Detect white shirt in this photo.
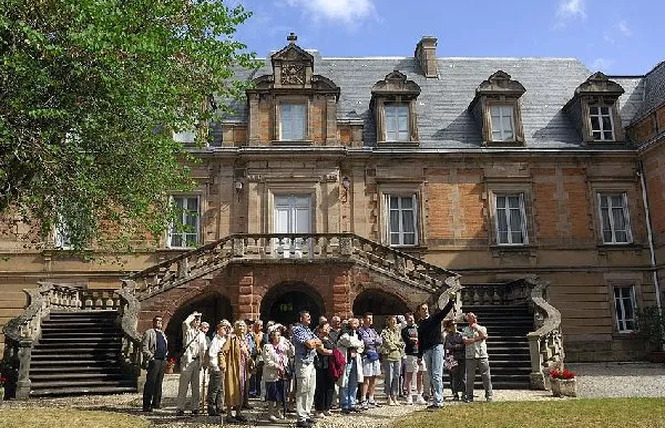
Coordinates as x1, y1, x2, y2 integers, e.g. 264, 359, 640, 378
462, 324, 489, 359
208, 334, 227, 372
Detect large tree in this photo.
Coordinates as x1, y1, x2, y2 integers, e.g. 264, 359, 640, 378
0, 0, 257, 251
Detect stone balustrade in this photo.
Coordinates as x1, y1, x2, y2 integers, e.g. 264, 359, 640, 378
524, 277, 564, 389
128, 233, 461, 300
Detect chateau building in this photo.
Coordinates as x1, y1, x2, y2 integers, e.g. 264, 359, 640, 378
2, 34, 665, 386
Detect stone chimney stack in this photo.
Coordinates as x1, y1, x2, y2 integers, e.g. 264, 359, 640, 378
415, 36, 438, 78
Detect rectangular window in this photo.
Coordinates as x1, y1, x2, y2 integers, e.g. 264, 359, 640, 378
490, 105, 514, 141
589, 105, 614, 141
173, 129, 196, 143
614, 286, 636, 332
598, 193, 632, 244
495, 193, 527, 245
280, 103, 307, 140
387, 194, 417, 246
384, 104, 409, 141
168, 195, 200, 248
54, 218, 72, 250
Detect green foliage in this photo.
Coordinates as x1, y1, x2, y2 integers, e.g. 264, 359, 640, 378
636, 306, 665, 350
0, 0, 258, 252
391, 398, 665, 428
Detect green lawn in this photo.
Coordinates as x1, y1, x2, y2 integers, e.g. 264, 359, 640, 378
389, 398, 665, 428
0, 409, 148, 428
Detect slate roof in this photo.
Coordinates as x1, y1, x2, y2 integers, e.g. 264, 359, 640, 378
219, 51, 651, 150
631, 61, 665, 125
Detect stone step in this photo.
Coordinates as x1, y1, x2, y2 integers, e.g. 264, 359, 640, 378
30, 385, 136, 397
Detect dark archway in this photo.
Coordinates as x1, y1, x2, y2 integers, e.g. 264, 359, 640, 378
353, 289, 409, 330
260, 282, 325, 327
165, 293, 233, 357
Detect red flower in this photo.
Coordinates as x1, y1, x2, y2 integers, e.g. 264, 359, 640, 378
0, 377, 7, 384
549, 368, 575, 379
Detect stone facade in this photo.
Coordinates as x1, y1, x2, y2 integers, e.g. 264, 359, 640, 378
1, 36, 665, 362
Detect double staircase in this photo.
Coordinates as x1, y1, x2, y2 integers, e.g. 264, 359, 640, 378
29, 311, 136, 397
462, 304, 532, 389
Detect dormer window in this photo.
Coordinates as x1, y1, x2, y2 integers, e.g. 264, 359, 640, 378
564, 72, 625, 144
279, 103, 307, 140
589, 102, 615, 141
245, 34, 340, 146
489, 104, 515, 141
468, 71, 526, 146
371, 70, 421, 146
384, 103, 409, 141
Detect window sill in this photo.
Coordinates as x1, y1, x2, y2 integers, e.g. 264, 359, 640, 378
271, 139, 313, 146
611, 331, 638, 340
376, 140, 420, 149
483, 140, 525, 147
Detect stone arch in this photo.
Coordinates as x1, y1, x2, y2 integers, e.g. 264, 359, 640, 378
352, 288, 409, 330
164, 292, 233, 356
260, 282, 326, 327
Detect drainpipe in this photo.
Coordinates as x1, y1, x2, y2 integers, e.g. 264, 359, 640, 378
638, 160, 662, 313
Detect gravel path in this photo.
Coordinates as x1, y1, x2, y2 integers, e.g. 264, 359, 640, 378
2, 362, 664, 428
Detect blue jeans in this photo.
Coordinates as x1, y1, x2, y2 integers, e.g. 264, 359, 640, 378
423, 344, 444, 406
340, 360, 359, 410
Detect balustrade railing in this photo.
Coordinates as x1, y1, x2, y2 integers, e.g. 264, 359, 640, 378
460, 281, 530, 306
523, 277, 564, 389
128, 233, 461, 300
1, 282, 140, 398
459, 277, 563, 390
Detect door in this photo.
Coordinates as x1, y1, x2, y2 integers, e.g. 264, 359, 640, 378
274, 195, 311, 258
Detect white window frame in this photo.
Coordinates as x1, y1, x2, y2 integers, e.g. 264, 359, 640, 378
168, 195, 201, 249
54, 217, 72, 250
597, 192, 632, 244
279, 103, 307, 140
494, 193, 528, 246
613, 285, 636, 333
589, 104, 615, 141
489, 104, 515, 142
386, 194, 418, 247
172, 129, 196, 143
384, 103, 410, 141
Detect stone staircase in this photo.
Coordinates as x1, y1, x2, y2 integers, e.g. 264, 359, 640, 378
461, 304, 532, 389
29, 311, 137, 397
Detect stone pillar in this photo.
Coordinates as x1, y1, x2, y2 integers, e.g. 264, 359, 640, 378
15, 339, 33, 399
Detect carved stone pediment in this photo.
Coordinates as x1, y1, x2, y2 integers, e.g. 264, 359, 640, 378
476, 70, 526, 97
271, 43, 314, 65
371, 70, 421, 98
574, 72, 624, 97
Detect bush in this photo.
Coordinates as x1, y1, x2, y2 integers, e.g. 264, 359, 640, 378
636, 306, 665, 351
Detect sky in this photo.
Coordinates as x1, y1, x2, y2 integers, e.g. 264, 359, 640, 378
229, 0, 662, 76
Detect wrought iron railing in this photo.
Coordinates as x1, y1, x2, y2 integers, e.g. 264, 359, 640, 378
128, 233, 461, 300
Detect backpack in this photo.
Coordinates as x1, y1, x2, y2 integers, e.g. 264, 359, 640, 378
328, 348, 346, 381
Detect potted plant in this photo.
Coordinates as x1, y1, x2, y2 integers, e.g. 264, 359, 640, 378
549, 368, 576, 397
636, 306, 665, 362
0, 376, 6, 403
165, 357, 177, 374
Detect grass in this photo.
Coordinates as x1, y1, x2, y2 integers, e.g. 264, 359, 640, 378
389, 398, 665, 428
0, 408, 148, 428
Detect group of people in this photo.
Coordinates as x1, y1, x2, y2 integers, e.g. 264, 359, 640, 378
140, 291, 494, 427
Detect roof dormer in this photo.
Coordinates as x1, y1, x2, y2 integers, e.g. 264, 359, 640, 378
370, 70, 421, 146
468, 71, 526, 146
564, 72, 626, 144
245, 33, 340, 145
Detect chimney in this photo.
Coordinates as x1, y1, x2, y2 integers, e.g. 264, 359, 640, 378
415, 36, 438, 78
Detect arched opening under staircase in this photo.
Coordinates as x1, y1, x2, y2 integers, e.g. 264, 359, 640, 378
260, 282, 325, 327
353, 289, 410, 330
165, 293, 233, 356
